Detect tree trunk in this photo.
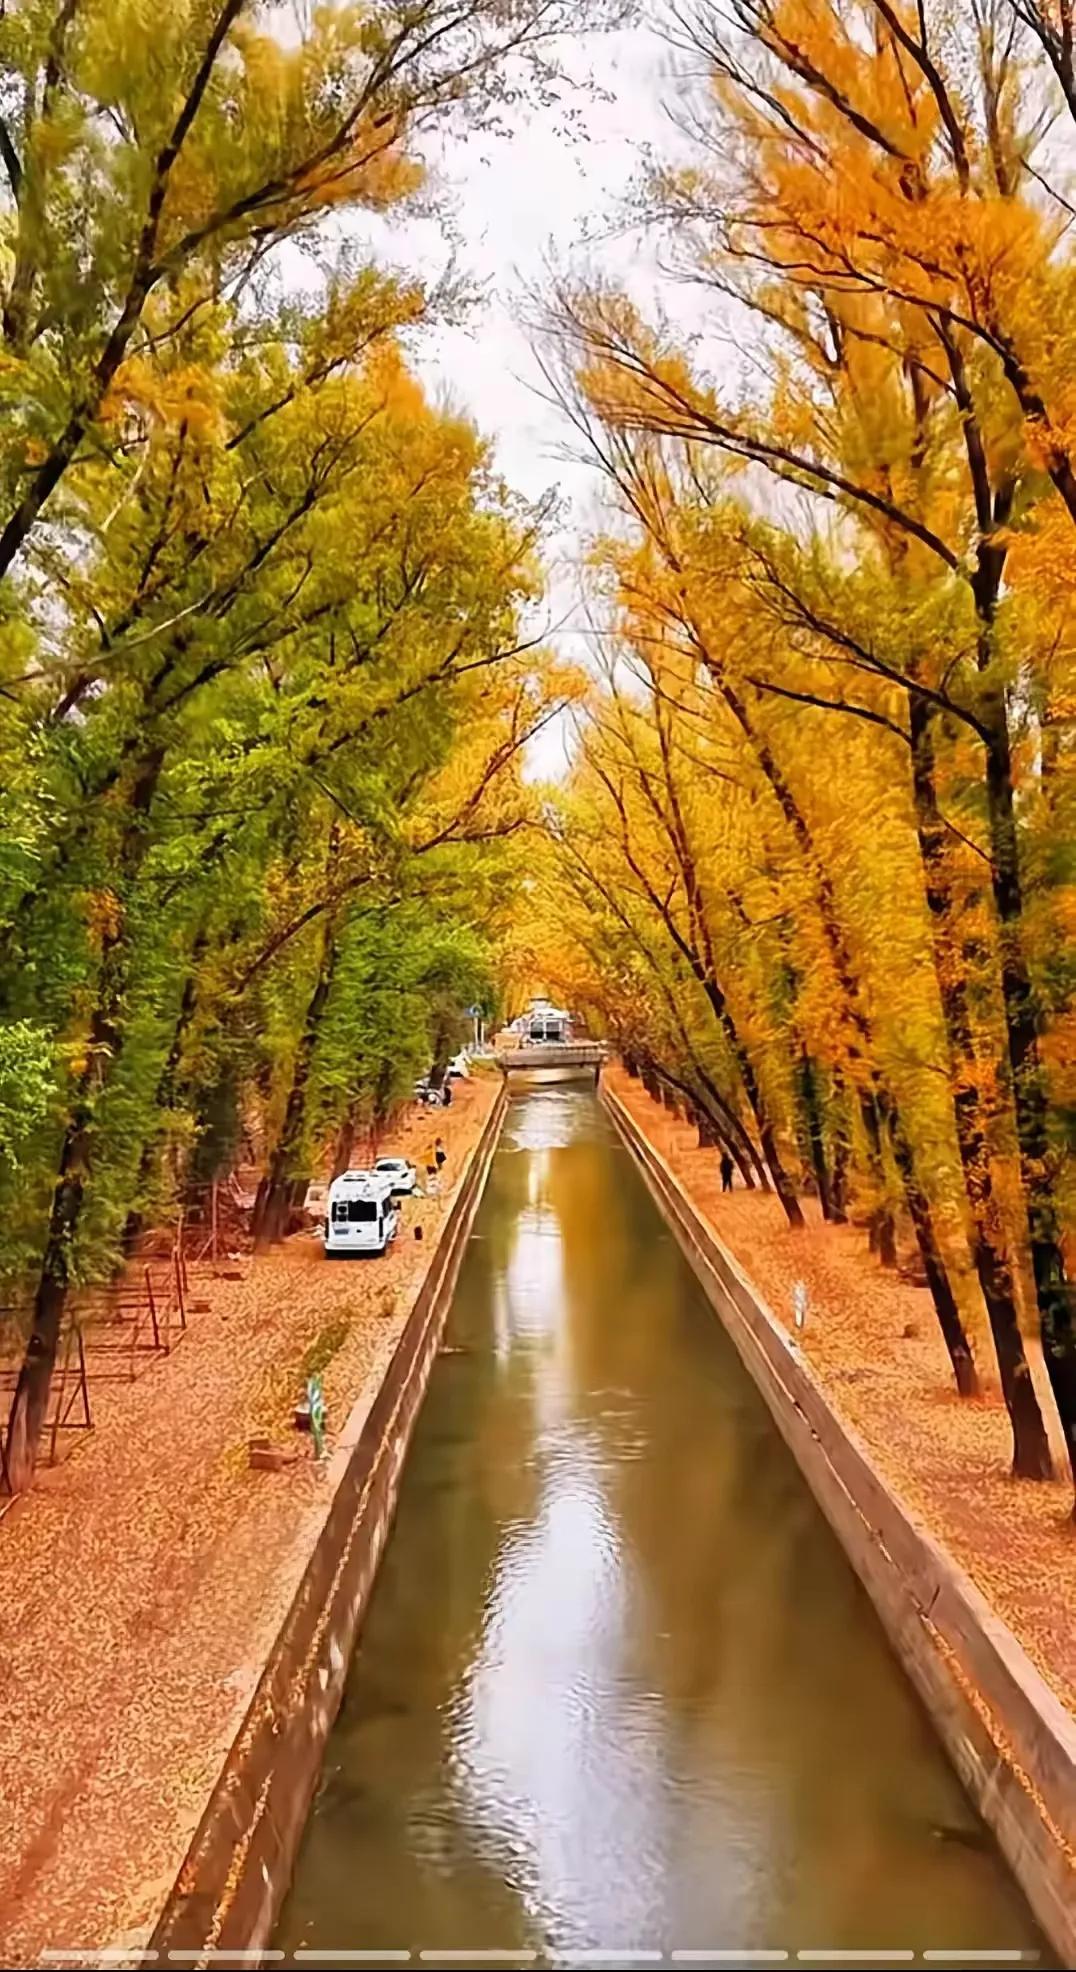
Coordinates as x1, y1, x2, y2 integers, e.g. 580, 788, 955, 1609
700, 1109, 755, 1186
692, 651, 893, 1246
886, 1106, 979, 1397
958, 460, 1071, 1480
797, 1049, 837, 1221
659, 995, 767, 1186
757, 1121, 803, 1227
646, 707, 798, 1217
333, 1104, 358, 1180
829, 1123, 850, 1220
910, 695, 1051, 1470
253, 942, 336, 1251
980, 701, 1074, 1489
663, 1070, 755, 1186
824, 1067, 850, 1222
696, 976, 803, 1227
5, 750, 163, 1492
123, 941, 208, 1254
5, 1151, 82, 1492
858, 1090, 898, 1266
735, 696, 963, 1363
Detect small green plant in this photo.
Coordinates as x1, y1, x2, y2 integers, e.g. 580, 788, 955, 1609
299, 1313, 352, 1383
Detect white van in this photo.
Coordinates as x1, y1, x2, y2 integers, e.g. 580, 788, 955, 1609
325, 1170, 399, 1258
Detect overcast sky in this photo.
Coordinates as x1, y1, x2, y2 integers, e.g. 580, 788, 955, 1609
374, 21, 687, 776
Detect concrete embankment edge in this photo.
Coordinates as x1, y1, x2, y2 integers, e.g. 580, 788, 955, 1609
149, 1081, 509, 1957
603, 1081, 1076, 1963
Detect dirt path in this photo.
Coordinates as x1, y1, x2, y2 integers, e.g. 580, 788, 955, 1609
607, 1065, 1076, 1719
0, 1076, 497, 1968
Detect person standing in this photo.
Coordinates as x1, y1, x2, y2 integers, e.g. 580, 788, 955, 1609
720, 1152, 735, 1193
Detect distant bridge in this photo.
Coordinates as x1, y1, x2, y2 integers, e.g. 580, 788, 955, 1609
492, 1041, 607, 1073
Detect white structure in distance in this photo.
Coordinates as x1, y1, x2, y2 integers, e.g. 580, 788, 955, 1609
513, 998, 574, 1044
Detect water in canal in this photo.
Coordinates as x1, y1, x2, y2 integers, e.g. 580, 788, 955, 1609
277, 1078, 1047, 1966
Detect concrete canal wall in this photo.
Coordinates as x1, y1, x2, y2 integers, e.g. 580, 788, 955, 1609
148, 1080, 509, 1959
603, 1081, 1076, 1965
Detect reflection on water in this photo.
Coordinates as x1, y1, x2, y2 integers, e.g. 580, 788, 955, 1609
277, 1079, 1048, 1967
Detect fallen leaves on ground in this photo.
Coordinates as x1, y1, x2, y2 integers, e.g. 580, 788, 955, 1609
0, 1079, 496, 1965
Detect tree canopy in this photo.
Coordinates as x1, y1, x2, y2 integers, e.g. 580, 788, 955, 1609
535, 0, 1076, 1508
2, 0, 1074, 1530
0, 0, 595, 1489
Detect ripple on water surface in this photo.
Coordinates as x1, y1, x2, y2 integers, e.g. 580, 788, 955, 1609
276, 1082, 1050, 1968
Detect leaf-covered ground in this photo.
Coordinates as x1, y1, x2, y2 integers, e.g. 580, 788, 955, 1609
0, 1076, 497, 1966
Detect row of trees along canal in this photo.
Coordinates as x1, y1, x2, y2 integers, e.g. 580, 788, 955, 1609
524, 0, 1076, 1511
0, 0, 620, 1493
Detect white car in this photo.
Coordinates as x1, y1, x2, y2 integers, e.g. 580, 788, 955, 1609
374, 1156, 418, 1196
325, 1170, 399, 1257
301, 1179, 330, 1224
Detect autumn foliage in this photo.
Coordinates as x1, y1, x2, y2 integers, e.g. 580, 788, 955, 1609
1, 0, 1074, 1526
539, 0, 1076, 1508
0, 0, 605, 1490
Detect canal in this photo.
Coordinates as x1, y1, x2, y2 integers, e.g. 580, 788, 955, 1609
277, 1077, 1046, 1966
